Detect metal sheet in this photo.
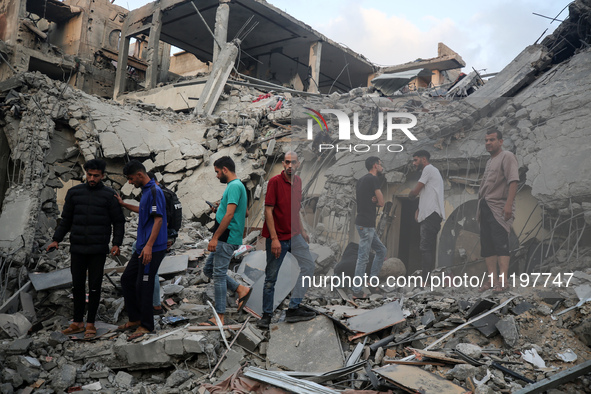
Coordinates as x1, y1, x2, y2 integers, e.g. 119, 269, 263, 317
346, 301, 404, 333
373, 364, 468, 394
243, 366, 339, 394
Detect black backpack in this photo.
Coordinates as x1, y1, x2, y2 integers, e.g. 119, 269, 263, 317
151, 185, 183, 236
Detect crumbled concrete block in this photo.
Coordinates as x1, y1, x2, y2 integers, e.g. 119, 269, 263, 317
268, 316, 343, 373
455, 343, 482, 359
115, 341, 171, 366
0, 383, 14, 394
496, 316, 519, 347
49, 364, 77, 392
89, 371, 109, 379
237, 324, 265, 351
49, 331, 69, 347
164, 159, 187, 173
573, 317, 591, 346
445, 364, 477, 382
219, 349, 243, 372
164, 334, 185, 356
165, 369, 192, 387
115, 371, 134, 388
7, 338, 33, 354
183, 334, 205, 354
162, 284, 184, 296
163, 172, 184, 184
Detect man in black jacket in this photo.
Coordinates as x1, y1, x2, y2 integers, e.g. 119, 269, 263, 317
48, 159, 125, 339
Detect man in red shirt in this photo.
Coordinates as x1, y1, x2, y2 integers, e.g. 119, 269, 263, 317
257, 152, 316, 329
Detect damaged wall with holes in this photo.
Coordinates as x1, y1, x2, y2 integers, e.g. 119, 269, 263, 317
0, 0, 144, 97
286, 0, 591, 278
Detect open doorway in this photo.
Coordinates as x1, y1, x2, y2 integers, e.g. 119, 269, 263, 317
397, 197, 420, 274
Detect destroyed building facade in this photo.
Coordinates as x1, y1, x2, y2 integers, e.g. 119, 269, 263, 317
0, 0, 591, 393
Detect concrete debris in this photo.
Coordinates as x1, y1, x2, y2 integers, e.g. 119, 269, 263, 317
267, 316, 344, 373
0, 1, 591, 393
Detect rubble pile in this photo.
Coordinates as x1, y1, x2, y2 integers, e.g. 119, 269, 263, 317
1, 1, 591, 393
1, 252, 591, 392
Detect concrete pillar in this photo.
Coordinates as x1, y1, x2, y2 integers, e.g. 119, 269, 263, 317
213, 1, 230, 62
195, 40, 240, 116
308, 41, 322, 93
145, 9, 163, 90
113, 35, 130, 99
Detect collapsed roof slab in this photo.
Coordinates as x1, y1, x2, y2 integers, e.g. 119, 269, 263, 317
26, 0, 81, 24
379, 42, 466, 74
123, 0, 376, 92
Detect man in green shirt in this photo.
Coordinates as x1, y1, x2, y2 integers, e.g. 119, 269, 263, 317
201, 156, 251, 326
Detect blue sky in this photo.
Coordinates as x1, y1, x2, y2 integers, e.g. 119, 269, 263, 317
120, 0, 568, 72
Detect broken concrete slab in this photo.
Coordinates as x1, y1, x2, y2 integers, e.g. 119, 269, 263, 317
472, 314, 499, 338
496, 316, 519, 347
512, 302, 535, 315
374, 364, 467, 394
267, 315, 344, 373
158, 254, 189, 275
115, 371, 134, 388
29, 268, 72, 291
163, 333, 185, 356
538, 291, 564, 305
183, 334, 205, 354
237, 323, 265, 352
219, 349, 243, 373
99, 132, 126, 158
466, 299, 496, 319
114, 339, 171, 367
346, 301, 405, 334
0, 194, 34, 250
244, 251, 300, 316
0, 313, 33, 338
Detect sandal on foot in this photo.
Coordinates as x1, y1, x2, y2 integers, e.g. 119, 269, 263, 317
479, 282, 493, 292
127, 327, 150, 341
351, 293, 370, 300
198, 319, 218, 327
117, 321, 140, 332
236, 287, 253, 312
62, 323, 85, 335
84, 327, 97, 339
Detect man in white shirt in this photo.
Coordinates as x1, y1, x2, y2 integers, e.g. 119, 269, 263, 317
409, 150, 445, 281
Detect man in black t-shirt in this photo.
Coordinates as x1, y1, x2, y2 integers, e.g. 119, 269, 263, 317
352, 156, 387, 298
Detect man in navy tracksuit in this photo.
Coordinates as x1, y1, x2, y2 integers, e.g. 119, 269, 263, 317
118, 160, 168, 340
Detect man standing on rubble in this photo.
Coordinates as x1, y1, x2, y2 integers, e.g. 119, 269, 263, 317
48, 159, 125, 339
118, 160, 168, 340
409, 150, 445, 282
256, 151, 316, 330
352, 156, 387, 299
201, 156, 252, 327
478, 130, 519, 292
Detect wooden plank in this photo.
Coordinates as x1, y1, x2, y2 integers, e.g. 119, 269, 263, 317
409, 348, 467, 364
383, 360, 446, 367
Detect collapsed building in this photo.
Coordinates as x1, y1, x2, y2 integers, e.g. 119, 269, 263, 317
0, 0, 591, 393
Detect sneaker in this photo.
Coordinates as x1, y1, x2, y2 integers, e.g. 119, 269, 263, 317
256, 313, 272, 330
285, 306, 316, 323
153, 306, 165, 315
